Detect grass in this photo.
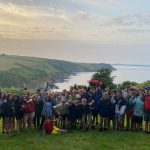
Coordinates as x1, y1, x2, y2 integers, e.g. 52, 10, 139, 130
0, 54, 113, 88
0, 128, 150, 150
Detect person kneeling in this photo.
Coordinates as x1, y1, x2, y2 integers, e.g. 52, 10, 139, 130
43, 117, 67, 134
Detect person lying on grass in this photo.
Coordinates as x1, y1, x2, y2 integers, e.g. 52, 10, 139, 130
43, 117, 67, 134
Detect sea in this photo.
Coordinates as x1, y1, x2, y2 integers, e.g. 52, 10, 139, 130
52, 65, 150, 92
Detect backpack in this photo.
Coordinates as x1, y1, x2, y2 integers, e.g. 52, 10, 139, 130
144, 95, 150, 112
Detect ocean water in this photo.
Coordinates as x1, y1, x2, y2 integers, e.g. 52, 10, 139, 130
52, 65, 150, 92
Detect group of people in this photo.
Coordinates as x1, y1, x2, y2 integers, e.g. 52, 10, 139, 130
0, 84, 150, 135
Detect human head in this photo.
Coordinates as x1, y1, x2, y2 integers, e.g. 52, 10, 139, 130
82, 98, 87, 105
103, 92, 109, 100
7, 94, 12, 101
139, 93, 145, 100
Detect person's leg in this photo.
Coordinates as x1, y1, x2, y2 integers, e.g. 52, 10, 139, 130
148, 113, 150, 133
96, 115, 98, 125
144, 112, 149, 133
126, 115, 129, 130
132, 116, 136, 131
92, 113, 96, 126
2, 117, 6, 133
120, 119, 124, 131
145, 121, 148, 132
136, 123, 140, 132
12, 117, 15, 131
10, 117, 14, 132
82, 114, 85, 129
107, 119, 110, 129
19, 118, 23, 132
40, 115, 45, 129
115, 114, 119, 130
88, 113, 92, 129
16, 119, 19, 132
131, 115, 133, 131
148, 122, 150, 132
99, 117, 103, 131
5, 118, 10, 133
113, 118, 116, 130
37, 115, 41, 128
28, 113, 32, 128
23, 114, 28, 128
33, 115, 36, 128
104, 118, 108, 130
85, 114, 88, 130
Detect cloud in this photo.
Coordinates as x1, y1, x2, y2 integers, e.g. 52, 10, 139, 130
117, 28, 150, 34
109, 13, 150, 27
0, 1, 150, 44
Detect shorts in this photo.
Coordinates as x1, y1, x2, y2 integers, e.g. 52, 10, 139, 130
144, 112, 150, 122
15, 112, 24, 120
126, 111, 133, 118
115, 113, 124, 120
133, 115, 143, 123
82, 113, 92, 124
60, 115, 67, 121
5, 114, 14, 118
24, 112, 35, 122
52, 126, 59, 134
92, 109, 98, 116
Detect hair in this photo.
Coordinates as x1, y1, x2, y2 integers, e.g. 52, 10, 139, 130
103, 92, 109, 100
0, 91, 6, 99
6, 93, 12, 101
82, 98, 87, 103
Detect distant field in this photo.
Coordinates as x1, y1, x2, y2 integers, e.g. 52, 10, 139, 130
0, 54, 114, 88
0, 128, 150, 150
0, 55, 41, 70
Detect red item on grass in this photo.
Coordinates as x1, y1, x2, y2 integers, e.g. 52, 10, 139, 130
43, 120, 54, 134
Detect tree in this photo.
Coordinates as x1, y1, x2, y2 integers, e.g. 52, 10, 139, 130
92, 68, 116, 89
120, 81, 137, 89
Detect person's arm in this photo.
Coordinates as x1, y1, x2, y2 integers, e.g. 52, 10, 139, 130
53, 103, 62, 109
53, 117, 60, 122
40, 94, 46, 103
29, 94, 37, 100
89, 99, 94, 106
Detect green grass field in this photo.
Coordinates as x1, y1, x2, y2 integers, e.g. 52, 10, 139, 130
0, 54, 113, 88
0, 128, 150, 150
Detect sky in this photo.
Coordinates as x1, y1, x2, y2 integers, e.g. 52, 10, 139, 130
0, 0, 150, 64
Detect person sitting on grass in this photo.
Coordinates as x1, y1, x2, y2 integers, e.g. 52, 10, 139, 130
43, 117, 67, 134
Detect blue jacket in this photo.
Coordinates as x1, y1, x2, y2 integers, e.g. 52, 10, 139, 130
41, 96, 53, 117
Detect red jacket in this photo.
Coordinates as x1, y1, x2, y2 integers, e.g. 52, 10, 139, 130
20, 100, 35, 113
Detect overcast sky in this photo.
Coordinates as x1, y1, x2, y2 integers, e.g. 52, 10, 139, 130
0, 0, 150, 64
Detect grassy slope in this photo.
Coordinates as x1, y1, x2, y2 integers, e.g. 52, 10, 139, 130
0, 54, 114, 88
0, 129, 150, 150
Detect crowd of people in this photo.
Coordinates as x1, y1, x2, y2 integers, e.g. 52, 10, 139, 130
0, 84, 150, 135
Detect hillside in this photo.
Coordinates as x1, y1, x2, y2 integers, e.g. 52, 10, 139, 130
0, 54, 114, 88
